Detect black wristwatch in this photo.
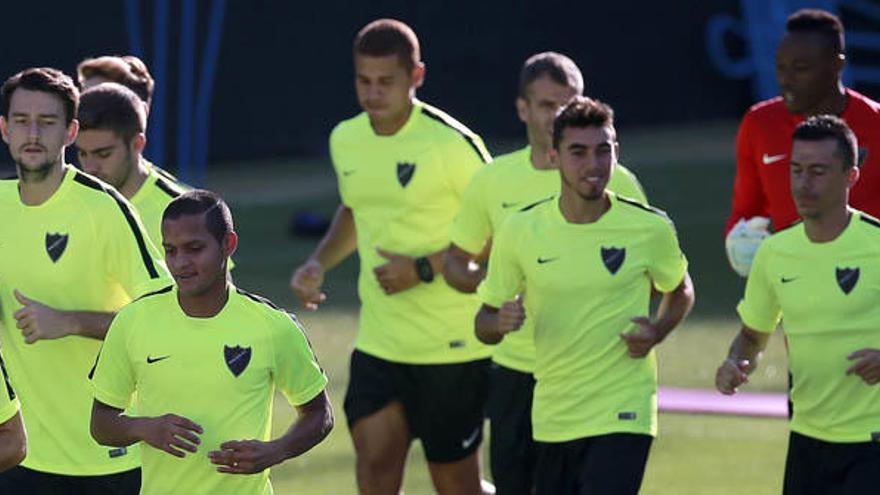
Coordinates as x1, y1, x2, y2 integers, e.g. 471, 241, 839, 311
414, 256, 434, 283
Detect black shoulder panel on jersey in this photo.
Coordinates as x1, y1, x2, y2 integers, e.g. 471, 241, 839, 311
73, 171, 161, 279
519, 195, 555, 212
860, 213, 880, 229
236, 288, 283, 310
155, 175, 184, 199
0, 352, 16, 400
133, 285, 174, 302
421, 106, 492, 164
617, 195, 667, 217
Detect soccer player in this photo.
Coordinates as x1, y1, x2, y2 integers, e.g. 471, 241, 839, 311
0, 350, 26, 473
290, 19, 492, 494
725, 9, 880, 276
476, 97, 694, 495
716, 115, 880, 494
90, 190, 332, 494
444, 52, 647, 493
0, 67, 170, 492
76, 83, 187, 248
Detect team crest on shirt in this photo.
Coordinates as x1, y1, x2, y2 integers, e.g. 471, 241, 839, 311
601, 247, 626, 275
224, 345, 252, 377
835, 267, 859, 295
45, 233, 69, 263
397, 162, 416, 187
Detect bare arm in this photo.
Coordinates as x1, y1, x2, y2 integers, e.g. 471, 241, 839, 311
621, 273, 696, 357
715, 325, 771, 394
0, 412, 26, 472
91, 400, 203, 458
13, 290, 115, 342
443, 242, 491, 294
209, 390, 334, 474
290, 205, 357, 309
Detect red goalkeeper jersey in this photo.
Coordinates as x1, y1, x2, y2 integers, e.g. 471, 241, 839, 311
725, 88, 880, 235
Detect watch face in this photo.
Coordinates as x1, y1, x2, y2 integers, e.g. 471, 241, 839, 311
416, 257, 434, 282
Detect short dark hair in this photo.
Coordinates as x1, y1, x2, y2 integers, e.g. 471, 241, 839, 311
519, 52, 584, 99
1, 67, 79, 124
77, 55, 154, 106
354, 19, 420, 72
786, 9, 845, 54
78, 83, 146, 143
162, 190, 234, 246
792, 114, 858, 169
552, 96, 615, 149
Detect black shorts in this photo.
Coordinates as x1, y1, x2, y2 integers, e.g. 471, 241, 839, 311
783, 431, 880, 495
486, 362, 537, 495
344, 349, 489, 463
535, 433, 653, 495
0, 466, 140, 495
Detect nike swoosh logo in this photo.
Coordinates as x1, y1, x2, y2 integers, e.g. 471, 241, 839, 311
501, 202, 519, 209
461, 426, 481, 449
342, 170, 356, 177
537, 257, 558, 264
146, 355, 170, 364
781, 276, 798, 283
762, 153, 787, 165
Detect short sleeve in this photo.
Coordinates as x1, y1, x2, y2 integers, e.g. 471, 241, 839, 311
647, 217, 689, 292
102, 197, 172, 299
272, 312, 328, 406
329, 126, 350, 206
0, 350, 20, 424
609, 163, 648, 204
443, 133, 491, 199
450, 168, 493, 254
477, 217, 525, 308
736, 242, 782, 333
90, 310, 137, 409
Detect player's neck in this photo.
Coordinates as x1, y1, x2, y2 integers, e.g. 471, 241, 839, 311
178, 280, 230, 318
529, 144, 554, 170
802, 84, 848, 117
17, 159, 66, 206
119, 157, 150, 199
559, 190, 610, 224
803, 206, 851, 243
369, 100, 414, 136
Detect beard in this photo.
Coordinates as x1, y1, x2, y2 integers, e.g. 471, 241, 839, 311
16, 158, 54, 183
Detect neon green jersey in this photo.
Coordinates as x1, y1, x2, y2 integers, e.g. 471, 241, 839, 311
738, 210, 880, 443
130, 161, 188, 249
91, 285, 328, 495
0, 165, 170, 475
0, 351, 19, 425
478, 192, 687, 442
451, 146, 647, 372
330, 100, 492, 364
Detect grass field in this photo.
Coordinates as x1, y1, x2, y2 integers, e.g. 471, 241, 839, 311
205, 121, 794, 494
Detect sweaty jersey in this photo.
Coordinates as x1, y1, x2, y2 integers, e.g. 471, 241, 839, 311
130, 160, 188, 248
726, 88, 880, 234
330, 100, 492, 364
451, 146, 647, 373
0, 165, 170, 475
478, 192, 688, 442
0, 350, 19, 425
91, 285, 327, 495
738, 211, 880, 443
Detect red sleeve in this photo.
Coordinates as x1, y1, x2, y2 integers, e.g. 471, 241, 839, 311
725, 113, 767, 235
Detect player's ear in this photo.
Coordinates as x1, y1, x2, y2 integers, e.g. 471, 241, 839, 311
846, 164, 859, 188
65, 119, 79, 146
0, 116, 8, 144
223, 231, 238, 258
515, 97, 528, 124
548, 147, 559, 166
411, 61, 426, 89
131, 133, 146, 155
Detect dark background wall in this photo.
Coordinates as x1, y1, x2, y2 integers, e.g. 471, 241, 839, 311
0, 1, 876, 172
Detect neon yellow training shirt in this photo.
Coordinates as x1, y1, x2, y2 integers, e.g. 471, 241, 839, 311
738, 210, 880, 443
0, 351, 19, 425
330, 99, 492, 364
0, 165, 170, 475
478, 192, 687, 442
130, 160, 188, 249
91, 285, 328, 495
451, 146, 647, 372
